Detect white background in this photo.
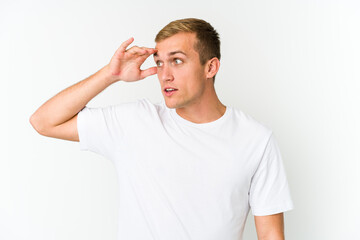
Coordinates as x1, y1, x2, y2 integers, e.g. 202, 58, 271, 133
1, 0, 359, 239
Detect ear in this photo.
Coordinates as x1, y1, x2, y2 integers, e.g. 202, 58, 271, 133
205, 57, 220, 79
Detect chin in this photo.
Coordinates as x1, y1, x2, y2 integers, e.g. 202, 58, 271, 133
163, 99, 180, 109
164, 101, 177, 109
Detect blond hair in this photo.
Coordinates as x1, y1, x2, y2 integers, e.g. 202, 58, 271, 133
155, 18, 221, 82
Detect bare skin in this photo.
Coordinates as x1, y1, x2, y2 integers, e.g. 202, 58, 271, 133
29, 37, 157, 141
154, 32, 225, 124
255, 213, 285, 240
30, 34, 286, 239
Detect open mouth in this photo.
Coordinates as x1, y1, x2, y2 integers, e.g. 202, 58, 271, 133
164, 88, 177, 92
164, 87, 178, 96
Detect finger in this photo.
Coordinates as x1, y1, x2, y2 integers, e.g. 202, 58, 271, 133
127, 46, 147, 55
128, 46, 157, 55
138, 48, 158, 58
145, 48, 158, 55
141, 48, 157, 57
140, 66, 157, 79
117, 37, 134, 53
135, 50, 158, 64
141, 47, 157, 53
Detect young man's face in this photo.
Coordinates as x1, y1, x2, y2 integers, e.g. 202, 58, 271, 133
154, 32, 208, 109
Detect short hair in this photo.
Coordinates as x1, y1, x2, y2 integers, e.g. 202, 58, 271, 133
155, 18, 221, 83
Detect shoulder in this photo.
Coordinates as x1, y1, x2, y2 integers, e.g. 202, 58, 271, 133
230, 106, 273, 140
110, 97, 165, 120
132, 97, 165, 114
109, 98, 158, 112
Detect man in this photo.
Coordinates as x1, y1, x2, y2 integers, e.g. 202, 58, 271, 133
30, 18, 294, 240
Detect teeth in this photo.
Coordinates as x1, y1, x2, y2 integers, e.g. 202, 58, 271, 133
165, 88, 175, 92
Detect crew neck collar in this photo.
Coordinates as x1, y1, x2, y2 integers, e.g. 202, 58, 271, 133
167, 104, 232, 128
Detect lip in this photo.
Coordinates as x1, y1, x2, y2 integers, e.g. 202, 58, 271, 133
163, 86, 178, 91
163, 87, 178, 97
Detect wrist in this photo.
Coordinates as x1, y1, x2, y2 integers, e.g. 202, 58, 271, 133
100, 64, 121, 85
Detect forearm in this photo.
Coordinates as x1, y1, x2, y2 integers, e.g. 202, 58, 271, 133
30, 64, 115, 132
258, 233, 284, 240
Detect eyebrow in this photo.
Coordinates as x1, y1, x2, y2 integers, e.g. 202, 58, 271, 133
154, 50, 187, 58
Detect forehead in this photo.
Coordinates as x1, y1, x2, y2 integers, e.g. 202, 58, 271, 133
154, 32, 197, 58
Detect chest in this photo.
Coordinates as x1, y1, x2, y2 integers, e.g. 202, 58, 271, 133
125, 123, 258, 200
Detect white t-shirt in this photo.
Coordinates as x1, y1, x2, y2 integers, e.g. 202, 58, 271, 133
77, 98, 294, 240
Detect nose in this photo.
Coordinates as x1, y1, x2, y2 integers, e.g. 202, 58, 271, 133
159, 64, 174, 82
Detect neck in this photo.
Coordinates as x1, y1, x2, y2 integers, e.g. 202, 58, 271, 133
175, 83, 226, 124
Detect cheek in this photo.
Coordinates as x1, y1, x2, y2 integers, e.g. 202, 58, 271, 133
156, 67, 162, 77
176, 71, 187, 81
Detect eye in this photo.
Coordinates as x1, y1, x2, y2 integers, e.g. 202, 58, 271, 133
174, 58, 183, 64
156, 61, 163, 67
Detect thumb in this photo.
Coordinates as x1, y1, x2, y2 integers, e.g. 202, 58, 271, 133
140, 67, 157, 79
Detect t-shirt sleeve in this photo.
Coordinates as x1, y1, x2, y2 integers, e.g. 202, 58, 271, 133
248, 132, 294, 216
77, 103, 130, 159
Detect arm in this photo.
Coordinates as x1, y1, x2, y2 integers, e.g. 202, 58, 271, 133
254, 213, 285, 240
29, 37, 157, 141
